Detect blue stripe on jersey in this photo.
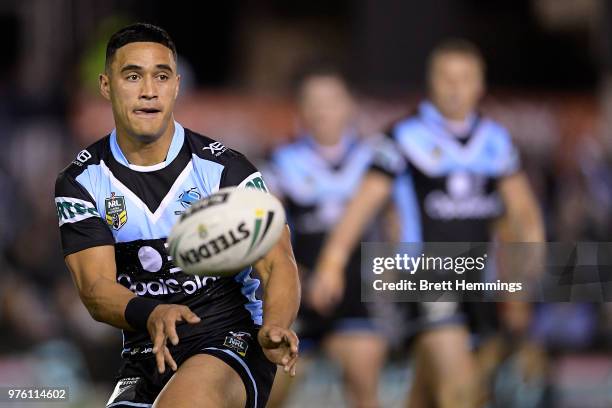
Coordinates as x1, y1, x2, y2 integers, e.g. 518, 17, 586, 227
393, 102, 519, 178
267, 134, 374, 234
393, 173, 422, 242
271, 135, 372, 205
109, 121, 186, 171
190, 154, 225, 193
234, 267, 263, 325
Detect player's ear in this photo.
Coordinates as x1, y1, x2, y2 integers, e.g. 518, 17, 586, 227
99, 73, 111, 101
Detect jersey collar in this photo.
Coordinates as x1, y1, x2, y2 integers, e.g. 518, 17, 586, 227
110, 121, 185, 172
418, 100, 477, 131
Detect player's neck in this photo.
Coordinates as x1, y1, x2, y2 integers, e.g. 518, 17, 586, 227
116, 121, 175, 166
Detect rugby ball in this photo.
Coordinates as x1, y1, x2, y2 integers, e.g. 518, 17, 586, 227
167, 187, 286, 277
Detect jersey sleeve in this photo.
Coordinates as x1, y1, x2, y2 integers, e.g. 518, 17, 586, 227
258, 160, 283, 198
55, 171, 114, 256
368, 132, 407, 179
219, 150, 270, 192
495, 126, 521, 177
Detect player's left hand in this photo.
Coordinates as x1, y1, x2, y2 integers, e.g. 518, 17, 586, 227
258, 325, 299, 376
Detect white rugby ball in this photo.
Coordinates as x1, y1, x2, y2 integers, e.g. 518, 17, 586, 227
167, 187, 286, 277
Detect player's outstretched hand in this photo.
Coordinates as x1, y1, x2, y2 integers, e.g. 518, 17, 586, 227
258, 325, 299, 377
307, 269, 344, 315
147, 304, 201, 374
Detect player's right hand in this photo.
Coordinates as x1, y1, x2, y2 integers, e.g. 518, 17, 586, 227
307, 267, 345, 315
147, 304, 201, 374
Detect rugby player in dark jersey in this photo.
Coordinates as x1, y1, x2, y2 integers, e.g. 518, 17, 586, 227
311, 40, 544, 408
264, 64, 387, 408
55, 23, 300, 408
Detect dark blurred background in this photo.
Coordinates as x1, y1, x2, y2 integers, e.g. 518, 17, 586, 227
0, 0, 611, 407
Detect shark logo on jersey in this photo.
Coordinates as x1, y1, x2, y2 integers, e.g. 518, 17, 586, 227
203, 141, 227, 156
178, 187, 201, 208
175, 187, 202, 215
105, 192, 128, 230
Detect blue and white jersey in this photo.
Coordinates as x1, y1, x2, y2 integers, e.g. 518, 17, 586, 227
265, 133, 374, 269
55, 122, 267, 357
371, 101, 520, 242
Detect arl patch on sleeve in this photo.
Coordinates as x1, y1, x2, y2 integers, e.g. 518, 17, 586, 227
55, 197, 100, 226
238, 172, 268, 192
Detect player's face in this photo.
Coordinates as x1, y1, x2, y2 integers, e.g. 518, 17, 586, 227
429, 52, 484, 121
298, 76, 354, 145
100, 42, 180, 141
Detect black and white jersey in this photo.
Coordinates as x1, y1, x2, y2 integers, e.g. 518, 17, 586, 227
371, 101, 520, 242
55, 122, 268, 358
265, 134, 374, 269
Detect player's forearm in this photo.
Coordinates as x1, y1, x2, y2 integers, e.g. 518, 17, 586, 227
496, 172, 545, 243
257, 228, 300, 328
262, 261, 300, 328
504, 195, 544, 241
78, 276, 137, 330
318, 172, 392, 274
66, 247, 142, 331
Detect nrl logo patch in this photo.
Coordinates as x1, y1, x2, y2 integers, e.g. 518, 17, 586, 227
105, 192, 128, 230
223, 331, 251, 357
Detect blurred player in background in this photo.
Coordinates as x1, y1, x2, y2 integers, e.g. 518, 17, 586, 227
264, 63, 388, 408
312, 40, 545, 407
55, 23, 300, 408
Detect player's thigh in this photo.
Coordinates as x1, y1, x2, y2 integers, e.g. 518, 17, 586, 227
324, 332, 387, 385
153, 354, 246, 408
414, 325, 475, 379
406, 344, 434, 408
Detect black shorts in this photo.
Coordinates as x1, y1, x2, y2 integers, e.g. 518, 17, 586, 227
105, 324, 276, 408
405, 302, 499, 345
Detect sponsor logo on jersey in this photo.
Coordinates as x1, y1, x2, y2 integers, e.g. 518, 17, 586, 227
203, 141, 227, 156
239, 172, 268, 192
105, 192, 128, 230
175, 187, 202, 215
246, 209, 275, 255
424, 171, 502, 220
117, 273, 218, 296
55, 197, 100, 226
176, 222, 251, 266
72, 149, 92, 166
223, 331, 251, 356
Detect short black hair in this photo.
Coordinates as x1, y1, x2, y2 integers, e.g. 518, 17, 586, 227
291, 59, 350, 95
427, 38, 485, 75
105, 23, 177, 70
